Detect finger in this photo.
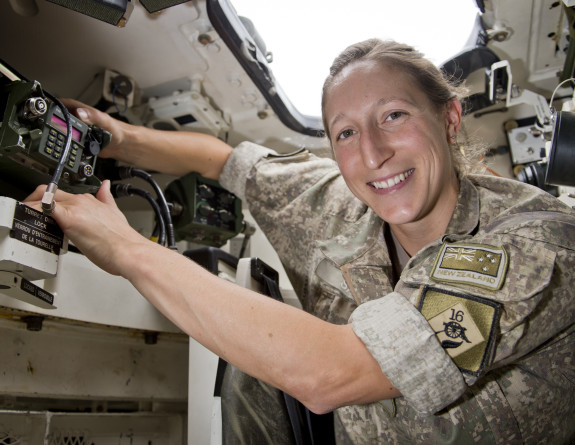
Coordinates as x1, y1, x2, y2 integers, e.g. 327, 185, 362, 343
60, 99, 94, 124
60, 98, 85, 112
23, 184, 48, 202
25, 185, 79, 212
95, 180, 116, 205
75, 107, 93, 125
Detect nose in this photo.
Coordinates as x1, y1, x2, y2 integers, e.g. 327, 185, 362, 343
359, 125, 389, 170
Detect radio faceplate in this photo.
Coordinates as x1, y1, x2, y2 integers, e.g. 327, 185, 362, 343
0, 77, 109, 198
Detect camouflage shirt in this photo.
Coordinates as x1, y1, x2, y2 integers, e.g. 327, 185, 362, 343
220, 142, 575, 444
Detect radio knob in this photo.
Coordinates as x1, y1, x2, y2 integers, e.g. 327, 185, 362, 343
218, 209, 234, 223
197, 203, 213, 217
24, 97, 47, 118
79, 163, 94, 178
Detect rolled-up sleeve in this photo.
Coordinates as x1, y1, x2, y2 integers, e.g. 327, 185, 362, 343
350, 292, 467, 415
219, 141, 275, 201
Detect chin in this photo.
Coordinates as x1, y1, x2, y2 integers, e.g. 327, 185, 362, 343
375, 208, 417, 225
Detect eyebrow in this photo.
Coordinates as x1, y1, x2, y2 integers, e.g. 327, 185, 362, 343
327, 96, 415, 133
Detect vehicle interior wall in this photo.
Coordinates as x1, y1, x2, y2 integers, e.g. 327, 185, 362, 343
0, 0, 574, 442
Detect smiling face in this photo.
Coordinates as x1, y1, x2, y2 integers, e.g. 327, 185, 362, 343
325, 59, 461, 237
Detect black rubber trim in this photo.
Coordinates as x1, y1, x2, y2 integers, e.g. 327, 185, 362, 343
207, 0, 324, 137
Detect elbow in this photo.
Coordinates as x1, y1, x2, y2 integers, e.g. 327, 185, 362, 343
282, 362, 400, 415
284, 370, 344, 415
305, 401, 337, 416
294, 392, 339, 416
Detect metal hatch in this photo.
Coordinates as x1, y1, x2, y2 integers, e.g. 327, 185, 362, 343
207, 0, 324, 137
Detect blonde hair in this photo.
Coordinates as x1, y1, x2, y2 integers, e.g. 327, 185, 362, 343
321, 39, 487, 177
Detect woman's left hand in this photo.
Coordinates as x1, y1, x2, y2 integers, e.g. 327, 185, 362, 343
24, 180, 149, 276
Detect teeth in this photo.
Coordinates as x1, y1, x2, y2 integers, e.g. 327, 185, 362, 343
371, 169, 413, 189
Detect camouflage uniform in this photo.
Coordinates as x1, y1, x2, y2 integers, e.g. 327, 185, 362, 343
220, 142, 575, 445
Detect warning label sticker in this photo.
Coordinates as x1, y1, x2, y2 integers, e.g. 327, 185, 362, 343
20, 277, 55, 306
11, 202, 63, 255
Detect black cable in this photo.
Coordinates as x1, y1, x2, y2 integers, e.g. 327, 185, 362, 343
130, 168, 176, 250
111, 183, 167, 247
112, 83, 129, 115
41, 94, 72, 214
116, 166, 177, 250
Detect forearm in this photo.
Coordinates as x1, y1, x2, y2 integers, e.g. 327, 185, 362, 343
24, 166, 398, 413
122, 240, 326, 391
115, 123, 232, 179
120, 240, 400, 413
62, 98, 233, 180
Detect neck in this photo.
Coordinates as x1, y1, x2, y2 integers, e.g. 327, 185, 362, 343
390, 223, 443, 257
390, 177, 460, 257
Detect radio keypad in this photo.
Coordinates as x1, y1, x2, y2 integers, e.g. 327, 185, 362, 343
45, 128, 80, 169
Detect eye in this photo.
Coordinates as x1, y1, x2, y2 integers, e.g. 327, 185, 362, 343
336, 128, 356, 141
385, 111, 405, 122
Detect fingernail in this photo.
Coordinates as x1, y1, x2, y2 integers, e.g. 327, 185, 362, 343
77, 108, 90, 123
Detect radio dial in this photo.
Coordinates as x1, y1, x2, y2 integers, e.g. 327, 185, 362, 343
24, 97, 47, 118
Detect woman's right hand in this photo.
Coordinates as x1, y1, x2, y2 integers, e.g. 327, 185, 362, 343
60, 98, 132, 163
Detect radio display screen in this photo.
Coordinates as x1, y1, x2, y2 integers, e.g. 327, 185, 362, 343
50, 114, 83, 142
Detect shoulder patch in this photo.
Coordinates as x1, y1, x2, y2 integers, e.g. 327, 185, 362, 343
418, 286, 500, 376
431, 242, 508, 291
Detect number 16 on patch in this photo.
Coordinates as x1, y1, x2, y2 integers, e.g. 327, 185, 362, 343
428, 302, 485, 358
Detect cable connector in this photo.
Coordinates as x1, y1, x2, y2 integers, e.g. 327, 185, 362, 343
41, 182, 58, 215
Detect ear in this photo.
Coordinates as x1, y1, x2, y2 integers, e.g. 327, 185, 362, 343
445, 98, 462, 140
